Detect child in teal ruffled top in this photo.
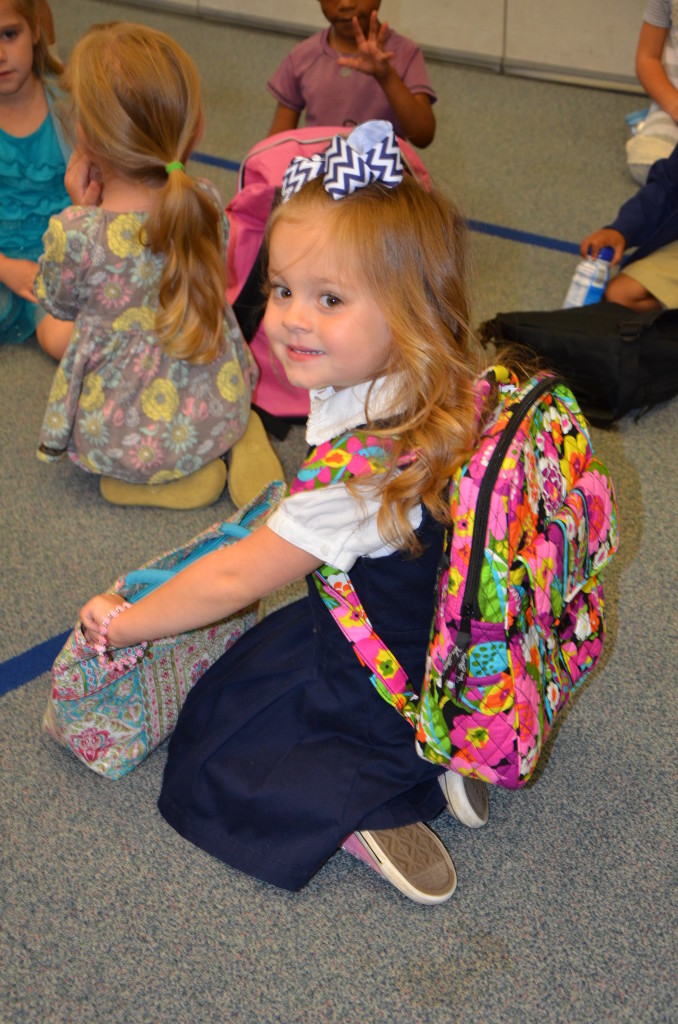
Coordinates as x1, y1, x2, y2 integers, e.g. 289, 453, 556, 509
0, 0, 69, 345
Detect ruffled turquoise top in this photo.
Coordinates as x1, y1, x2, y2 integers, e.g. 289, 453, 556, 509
0, 101, 70, 260
0, 86, 70, 343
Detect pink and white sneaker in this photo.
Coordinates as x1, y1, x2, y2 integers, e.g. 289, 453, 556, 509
341, 822, 457, 905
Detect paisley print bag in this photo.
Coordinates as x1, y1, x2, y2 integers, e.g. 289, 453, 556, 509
302, 369, 619, 789
43, 481, 286, 779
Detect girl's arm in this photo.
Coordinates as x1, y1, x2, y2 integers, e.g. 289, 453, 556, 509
607, 142, 678, 248
636, 23, 678, 121
268, 103, 301, 137
374, 73, 435, 148
80, 525, 323, 650
338, 14, 436, 148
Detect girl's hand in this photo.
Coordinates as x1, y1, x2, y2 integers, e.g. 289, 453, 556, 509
65, 148, 104, 207
0, 255, 39, 301
80, 594, 128, 649
579, 228, 626, 265
338, 12, 396, 79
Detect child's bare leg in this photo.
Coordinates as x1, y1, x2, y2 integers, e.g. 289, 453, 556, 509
605, 273, 662, 311
36, 315, 75, 360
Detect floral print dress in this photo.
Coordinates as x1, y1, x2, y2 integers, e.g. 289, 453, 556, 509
35, 181, 257, 483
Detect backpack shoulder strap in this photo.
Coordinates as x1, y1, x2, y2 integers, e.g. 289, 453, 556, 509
288, 427, 420, 720
313, 563, 420, 724
294, 373, 509, 723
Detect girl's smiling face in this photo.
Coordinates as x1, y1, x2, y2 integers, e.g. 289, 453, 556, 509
264, 215, 393, 393
0, 3, 37, 100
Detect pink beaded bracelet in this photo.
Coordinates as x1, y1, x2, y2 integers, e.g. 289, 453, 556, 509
95, 601, 148, 667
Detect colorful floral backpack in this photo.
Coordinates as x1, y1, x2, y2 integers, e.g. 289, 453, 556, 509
292, 367, 619, 789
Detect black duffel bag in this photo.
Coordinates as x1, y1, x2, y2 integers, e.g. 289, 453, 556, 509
479, 302, 678, 426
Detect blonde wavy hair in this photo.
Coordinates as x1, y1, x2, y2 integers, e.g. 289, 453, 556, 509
63, 22, 225, 364
11, 0, 63, 78
268, 175, 491, 553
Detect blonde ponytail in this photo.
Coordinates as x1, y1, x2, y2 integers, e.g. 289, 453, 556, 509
65, 22, 226, 364
144, 170, 226, 364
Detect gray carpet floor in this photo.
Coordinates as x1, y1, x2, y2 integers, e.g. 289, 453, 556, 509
0, 2, 676, 1022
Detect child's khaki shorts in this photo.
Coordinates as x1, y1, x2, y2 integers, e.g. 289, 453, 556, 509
623, 240, 678, 307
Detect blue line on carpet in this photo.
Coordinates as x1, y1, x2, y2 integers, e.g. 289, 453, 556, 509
190, 151, 580, 255
467, 219, 580, 255
191, 150, 240, 173
0, 630, 70, 697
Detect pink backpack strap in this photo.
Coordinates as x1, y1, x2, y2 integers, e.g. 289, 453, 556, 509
289, 428, 422, 723
312, 564, 420, 725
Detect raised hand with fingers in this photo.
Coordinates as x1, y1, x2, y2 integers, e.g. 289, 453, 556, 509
337, 12, 396, 78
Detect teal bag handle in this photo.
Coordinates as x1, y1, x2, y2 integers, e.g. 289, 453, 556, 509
123, 522, 253, 600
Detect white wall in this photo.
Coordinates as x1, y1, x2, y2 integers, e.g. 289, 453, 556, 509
504, 0, 643, 89
198, 0, 507, 69
128, 0, 647, 91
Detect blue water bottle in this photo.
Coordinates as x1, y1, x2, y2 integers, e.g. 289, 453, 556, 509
563, 246, 615, 308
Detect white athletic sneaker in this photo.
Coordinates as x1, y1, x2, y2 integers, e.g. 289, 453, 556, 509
349, 823, 457, 905
439, 771, 489, 828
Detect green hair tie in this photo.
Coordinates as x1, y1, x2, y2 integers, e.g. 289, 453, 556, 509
165, 161, 184, 174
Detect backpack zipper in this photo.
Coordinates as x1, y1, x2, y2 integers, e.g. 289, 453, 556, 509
442, 375, 563, 695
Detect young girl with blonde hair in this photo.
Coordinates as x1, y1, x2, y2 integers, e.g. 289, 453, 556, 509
79, 122, 491, 902
0, 0, 69, 345
36, 21, 281, 509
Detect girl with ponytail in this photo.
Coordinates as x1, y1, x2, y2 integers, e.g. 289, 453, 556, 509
36, 21, 281, 509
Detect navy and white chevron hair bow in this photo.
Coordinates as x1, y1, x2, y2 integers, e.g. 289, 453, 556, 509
280, 120, 403, 203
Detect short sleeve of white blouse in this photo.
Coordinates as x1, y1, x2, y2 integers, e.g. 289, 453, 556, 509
266, 379, 422, 573
643, 0, 671, 29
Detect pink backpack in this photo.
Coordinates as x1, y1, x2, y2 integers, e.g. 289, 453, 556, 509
295, 369, 619, 789
225, 127, 431, 431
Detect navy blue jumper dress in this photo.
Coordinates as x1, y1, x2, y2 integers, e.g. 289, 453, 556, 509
157, 514, 447, 891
